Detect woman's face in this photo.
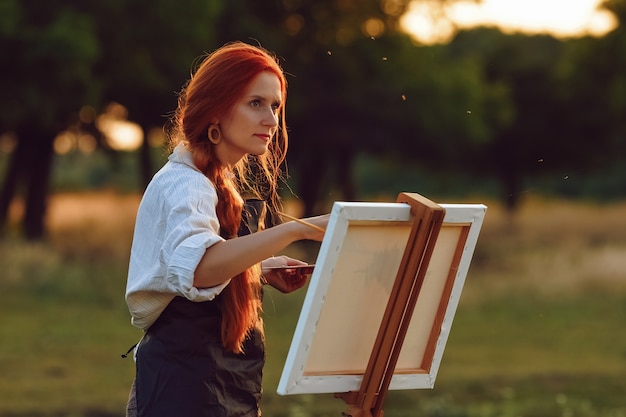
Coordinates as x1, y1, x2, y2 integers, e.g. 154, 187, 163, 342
216, 71, 282, 166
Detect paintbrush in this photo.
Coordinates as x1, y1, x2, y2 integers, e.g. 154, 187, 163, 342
277, 211, 325, 233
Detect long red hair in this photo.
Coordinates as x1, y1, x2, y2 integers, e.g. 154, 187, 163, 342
169, 42, 288, 353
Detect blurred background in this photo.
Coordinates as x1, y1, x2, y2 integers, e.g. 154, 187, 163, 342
1, 0, 625, 416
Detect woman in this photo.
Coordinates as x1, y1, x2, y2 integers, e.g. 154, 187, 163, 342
124, 42, 328, 417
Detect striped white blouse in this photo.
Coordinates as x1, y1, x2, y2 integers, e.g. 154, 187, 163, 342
125, 143, 230, 331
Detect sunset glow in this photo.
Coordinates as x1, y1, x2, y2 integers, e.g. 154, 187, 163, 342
401, 0, 618, 44
96, 103, 144, 151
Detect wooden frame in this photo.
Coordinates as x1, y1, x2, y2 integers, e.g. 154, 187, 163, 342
277, 194, 486, 397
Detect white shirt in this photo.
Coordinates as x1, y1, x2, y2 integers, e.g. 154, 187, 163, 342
125, 143, 230, 331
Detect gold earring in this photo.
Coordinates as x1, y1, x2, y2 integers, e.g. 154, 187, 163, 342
208, 124, 222, 145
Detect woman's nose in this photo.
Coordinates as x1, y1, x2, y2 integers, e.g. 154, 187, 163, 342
262, 108, 278, 127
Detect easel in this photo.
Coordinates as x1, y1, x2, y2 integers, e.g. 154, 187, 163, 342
334, 193, 446, 417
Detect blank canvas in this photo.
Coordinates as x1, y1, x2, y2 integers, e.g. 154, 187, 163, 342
277, 201, 486, 395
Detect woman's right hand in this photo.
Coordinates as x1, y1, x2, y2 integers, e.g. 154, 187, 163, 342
296, 214, 330, 241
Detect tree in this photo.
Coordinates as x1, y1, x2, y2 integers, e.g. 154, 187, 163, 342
446, 29, 581, 210
443, 17, 626, 210
0, 0, 100, 238
0, 0, 221, 239
561, 0, 626, 170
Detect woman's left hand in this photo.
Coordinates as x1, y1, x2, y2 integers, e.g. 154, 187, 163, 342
261, 255, 312, 293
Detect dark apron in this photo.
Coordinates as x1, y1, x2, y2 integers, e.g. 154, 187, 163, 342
131, 199, 268, 417
135, 296, 264, 417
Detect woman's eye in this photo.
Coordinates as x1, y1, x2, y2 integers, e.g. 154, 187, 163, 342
250, 99, 280, 113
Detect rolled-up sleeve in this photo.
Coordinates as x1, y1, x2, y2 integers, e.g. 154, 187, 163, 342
162, 181, 230, 300
166, 231, 229, 301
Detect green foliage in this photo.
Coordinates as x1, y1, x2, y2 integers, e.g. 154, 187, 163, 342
0, 0, 100, 129
52, 151, 138, 191
532, 157, 626, 201
3, 0, 626, 236
85, 0, 221, 127
208, 0, 626, 212
0, 0, 20, 36
50, 146, 168, 192
0, 0, 223, 239
439, 25, 626, 208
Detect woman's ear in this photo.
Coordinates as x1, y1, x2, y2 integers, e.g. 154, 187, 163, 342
208, 124, 222, 145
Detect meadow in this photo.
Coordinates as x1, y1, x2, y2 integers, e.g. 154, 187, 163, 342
1, 191, 625, 417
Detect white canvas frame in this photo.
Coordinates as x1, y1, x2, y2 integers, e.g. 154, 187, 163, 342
277, 200, 486, 395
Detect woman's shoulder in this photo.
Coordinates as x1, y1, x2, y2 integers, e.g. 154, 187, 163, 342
142, 159, 217, 211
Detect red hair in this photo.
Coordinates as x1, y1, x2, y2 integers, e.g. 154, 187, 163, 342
169, 42, 288, 353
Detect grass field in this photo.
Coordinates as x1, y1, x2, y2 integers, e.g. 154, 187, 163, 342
1, 191, 625, 417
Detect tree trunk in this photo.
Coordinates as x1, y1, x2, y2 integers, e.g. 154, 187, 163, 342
0, 134, 28, 234
23, 128, 55, 239
502, 169, 521, 213
493, 136, 522, 213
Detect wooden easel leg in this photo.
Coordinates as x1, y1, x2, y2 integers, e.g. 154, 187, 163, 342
342, 406, 384, 417
338, 193, 442, 417
342, 406, 372, 417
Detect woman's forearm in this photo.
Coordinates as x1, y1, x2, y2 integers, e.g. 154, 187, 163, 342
193, 220, 320, 288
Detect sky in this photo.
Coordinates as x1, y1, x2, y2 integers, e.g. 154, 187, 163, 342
401, 0, 618, 44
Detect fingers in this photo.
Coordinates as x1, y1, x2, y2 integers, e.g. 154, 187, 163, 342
262, 255, 300, 269
281, 270, 308, 292
265, 263, 311, 293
